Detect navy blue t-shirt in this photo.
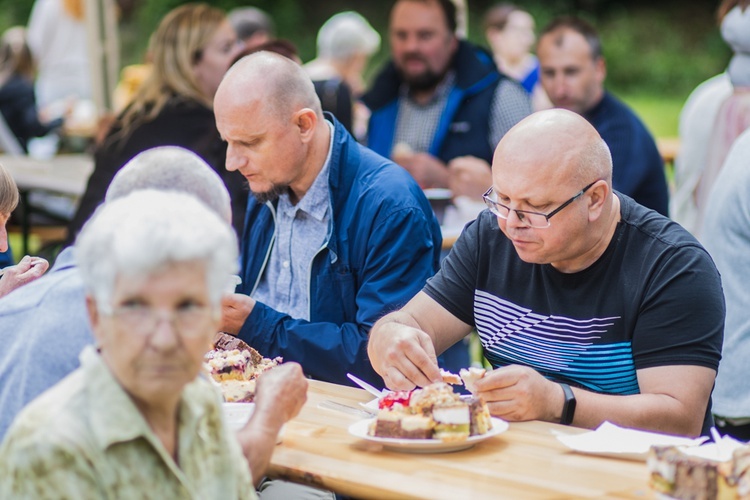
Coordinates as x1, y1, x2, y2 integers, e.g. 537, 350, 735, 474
424, 195, 723, 433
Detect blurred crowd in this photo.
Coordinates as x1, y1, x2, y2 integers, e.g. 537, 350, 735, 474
1, 0, 750, 496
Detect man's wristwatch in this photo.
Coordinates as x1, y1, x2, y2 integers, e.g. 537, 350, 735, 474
559, 383, 576, 425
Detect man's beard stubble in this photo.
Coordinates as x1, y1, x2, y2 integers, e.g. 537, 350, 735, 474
251, 184, 288, 204
396, 54, 452, 92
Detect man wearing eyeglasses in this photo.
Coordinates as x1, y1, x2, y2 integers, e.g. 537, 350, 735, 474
368, 109, 724, 437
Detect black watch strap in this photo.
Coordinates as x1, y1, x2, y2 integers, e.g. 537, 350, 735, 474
559, 383, 576, 425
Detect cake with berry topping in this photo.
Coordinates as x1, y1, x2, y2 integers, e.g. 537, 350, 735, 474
370, 382, 492, 441
205, 333, 282, 400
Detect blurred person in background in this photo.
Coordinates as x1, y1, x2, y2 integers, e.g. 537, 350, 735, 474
537, 16, 669, 216
27, 0, 90, 110
670, 73, 732, 235
66, 3, 247, 243
26, 0, 91, 156
0, 162, 48, 299
303, 11, 380, 138
694, 0, 750, 236
234, 38, 302, 65
0, 27, 64, 152
363, 0, 531, 200
483, 3, 551, 111
701, 129, 750, 441
228, 7, 274, 50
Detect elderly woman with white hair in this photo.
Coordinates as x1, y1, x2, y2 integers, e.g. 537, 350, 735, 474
0, 162, 48, 298
303, 11, 380, 137
0, 146, 236, 441
0, 189, 308, 497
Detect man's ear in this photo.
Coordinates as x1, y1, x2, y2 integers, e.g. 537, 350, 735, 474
595, 56, 607, 86
587, 180, 609, 222
294, 108, 318, 144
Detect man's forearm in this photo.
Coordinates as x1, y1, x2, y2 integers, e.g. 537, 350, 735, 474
567, 388, 706, 437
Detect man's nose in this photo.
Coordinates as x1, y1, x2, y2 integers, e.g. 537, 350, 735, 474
402, 34, 421, 53
225, 146, 246, 172
504, 208, 528, 229
550, 74, 567, 98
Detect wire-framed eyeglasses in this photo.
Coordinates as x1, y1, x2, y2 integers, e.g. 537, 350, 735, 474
482, 181, 597, 229
110, 303, 214, 338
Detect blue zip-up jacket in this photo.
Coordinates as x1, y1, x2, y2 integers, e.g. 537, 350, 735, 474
363, 41, 504, 164
236, 117, 442, 387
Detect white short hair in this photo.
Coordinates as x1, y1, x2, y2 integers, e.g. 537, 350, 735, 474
76, 190, 238, 311
316, 11, 380, 61
105, 146, 232, 224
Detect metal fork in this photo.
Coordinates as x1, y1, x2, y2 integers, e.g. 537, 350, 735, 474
318, 400, 374, 418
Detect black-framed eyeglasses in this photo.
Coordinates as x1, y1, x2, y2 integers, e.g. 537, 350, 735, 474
482, 181, 597, 229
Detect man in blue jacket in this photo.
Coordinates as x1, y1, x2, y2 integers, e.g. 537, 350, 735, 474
215, 52, 442, 387
362, 0, 531, 200
537, 16, 669, 216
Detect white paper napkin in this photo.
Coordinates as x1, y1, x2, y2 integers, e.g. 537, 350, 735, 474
554, 421, 707, 461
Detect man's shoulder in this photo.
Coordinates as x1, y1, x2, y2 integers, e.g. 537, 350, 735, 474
619, 194, 706, 251
337, 135, 419, 195
593, 92, 652, 134
452, 41, 501, 90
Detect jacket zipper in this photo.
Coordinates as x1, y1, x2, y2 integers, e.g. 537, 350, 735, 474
251, 201, 277, 295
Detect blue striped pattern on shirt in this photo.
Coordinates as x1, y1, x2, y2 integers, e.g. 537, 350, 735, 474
474, 290, 639, 395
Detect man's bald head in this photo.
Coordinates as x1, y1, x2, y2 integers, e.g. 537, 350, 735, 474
494, 109, 612, 188
217, 51, 322, 120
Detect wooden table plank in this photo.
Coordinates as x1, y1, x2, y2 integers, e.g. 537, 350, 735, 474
269, 380, 654, 499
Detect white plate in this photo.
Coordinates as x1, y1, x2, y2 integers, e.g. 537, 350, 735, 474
348, 417, 508, 453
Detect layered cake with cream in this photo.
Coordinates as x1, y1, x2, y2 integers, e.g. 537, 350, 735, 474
220, 380, 257, 403
370, 382, 493, 441
205, 333, 282, 401
648, 442, 750, 499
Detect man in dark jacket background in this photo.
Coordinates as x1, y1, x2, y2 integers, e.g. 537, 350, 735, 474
363, 0, 531, 200
537, 16, 669, 216
215, 52, 442, 387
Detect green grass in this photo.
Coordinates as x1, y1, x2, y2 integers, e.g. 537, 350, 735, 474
620, 93, 686, 139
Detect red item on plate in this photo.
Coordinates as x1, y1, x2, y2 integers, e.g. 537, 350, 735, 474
379, 391, 413, 410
